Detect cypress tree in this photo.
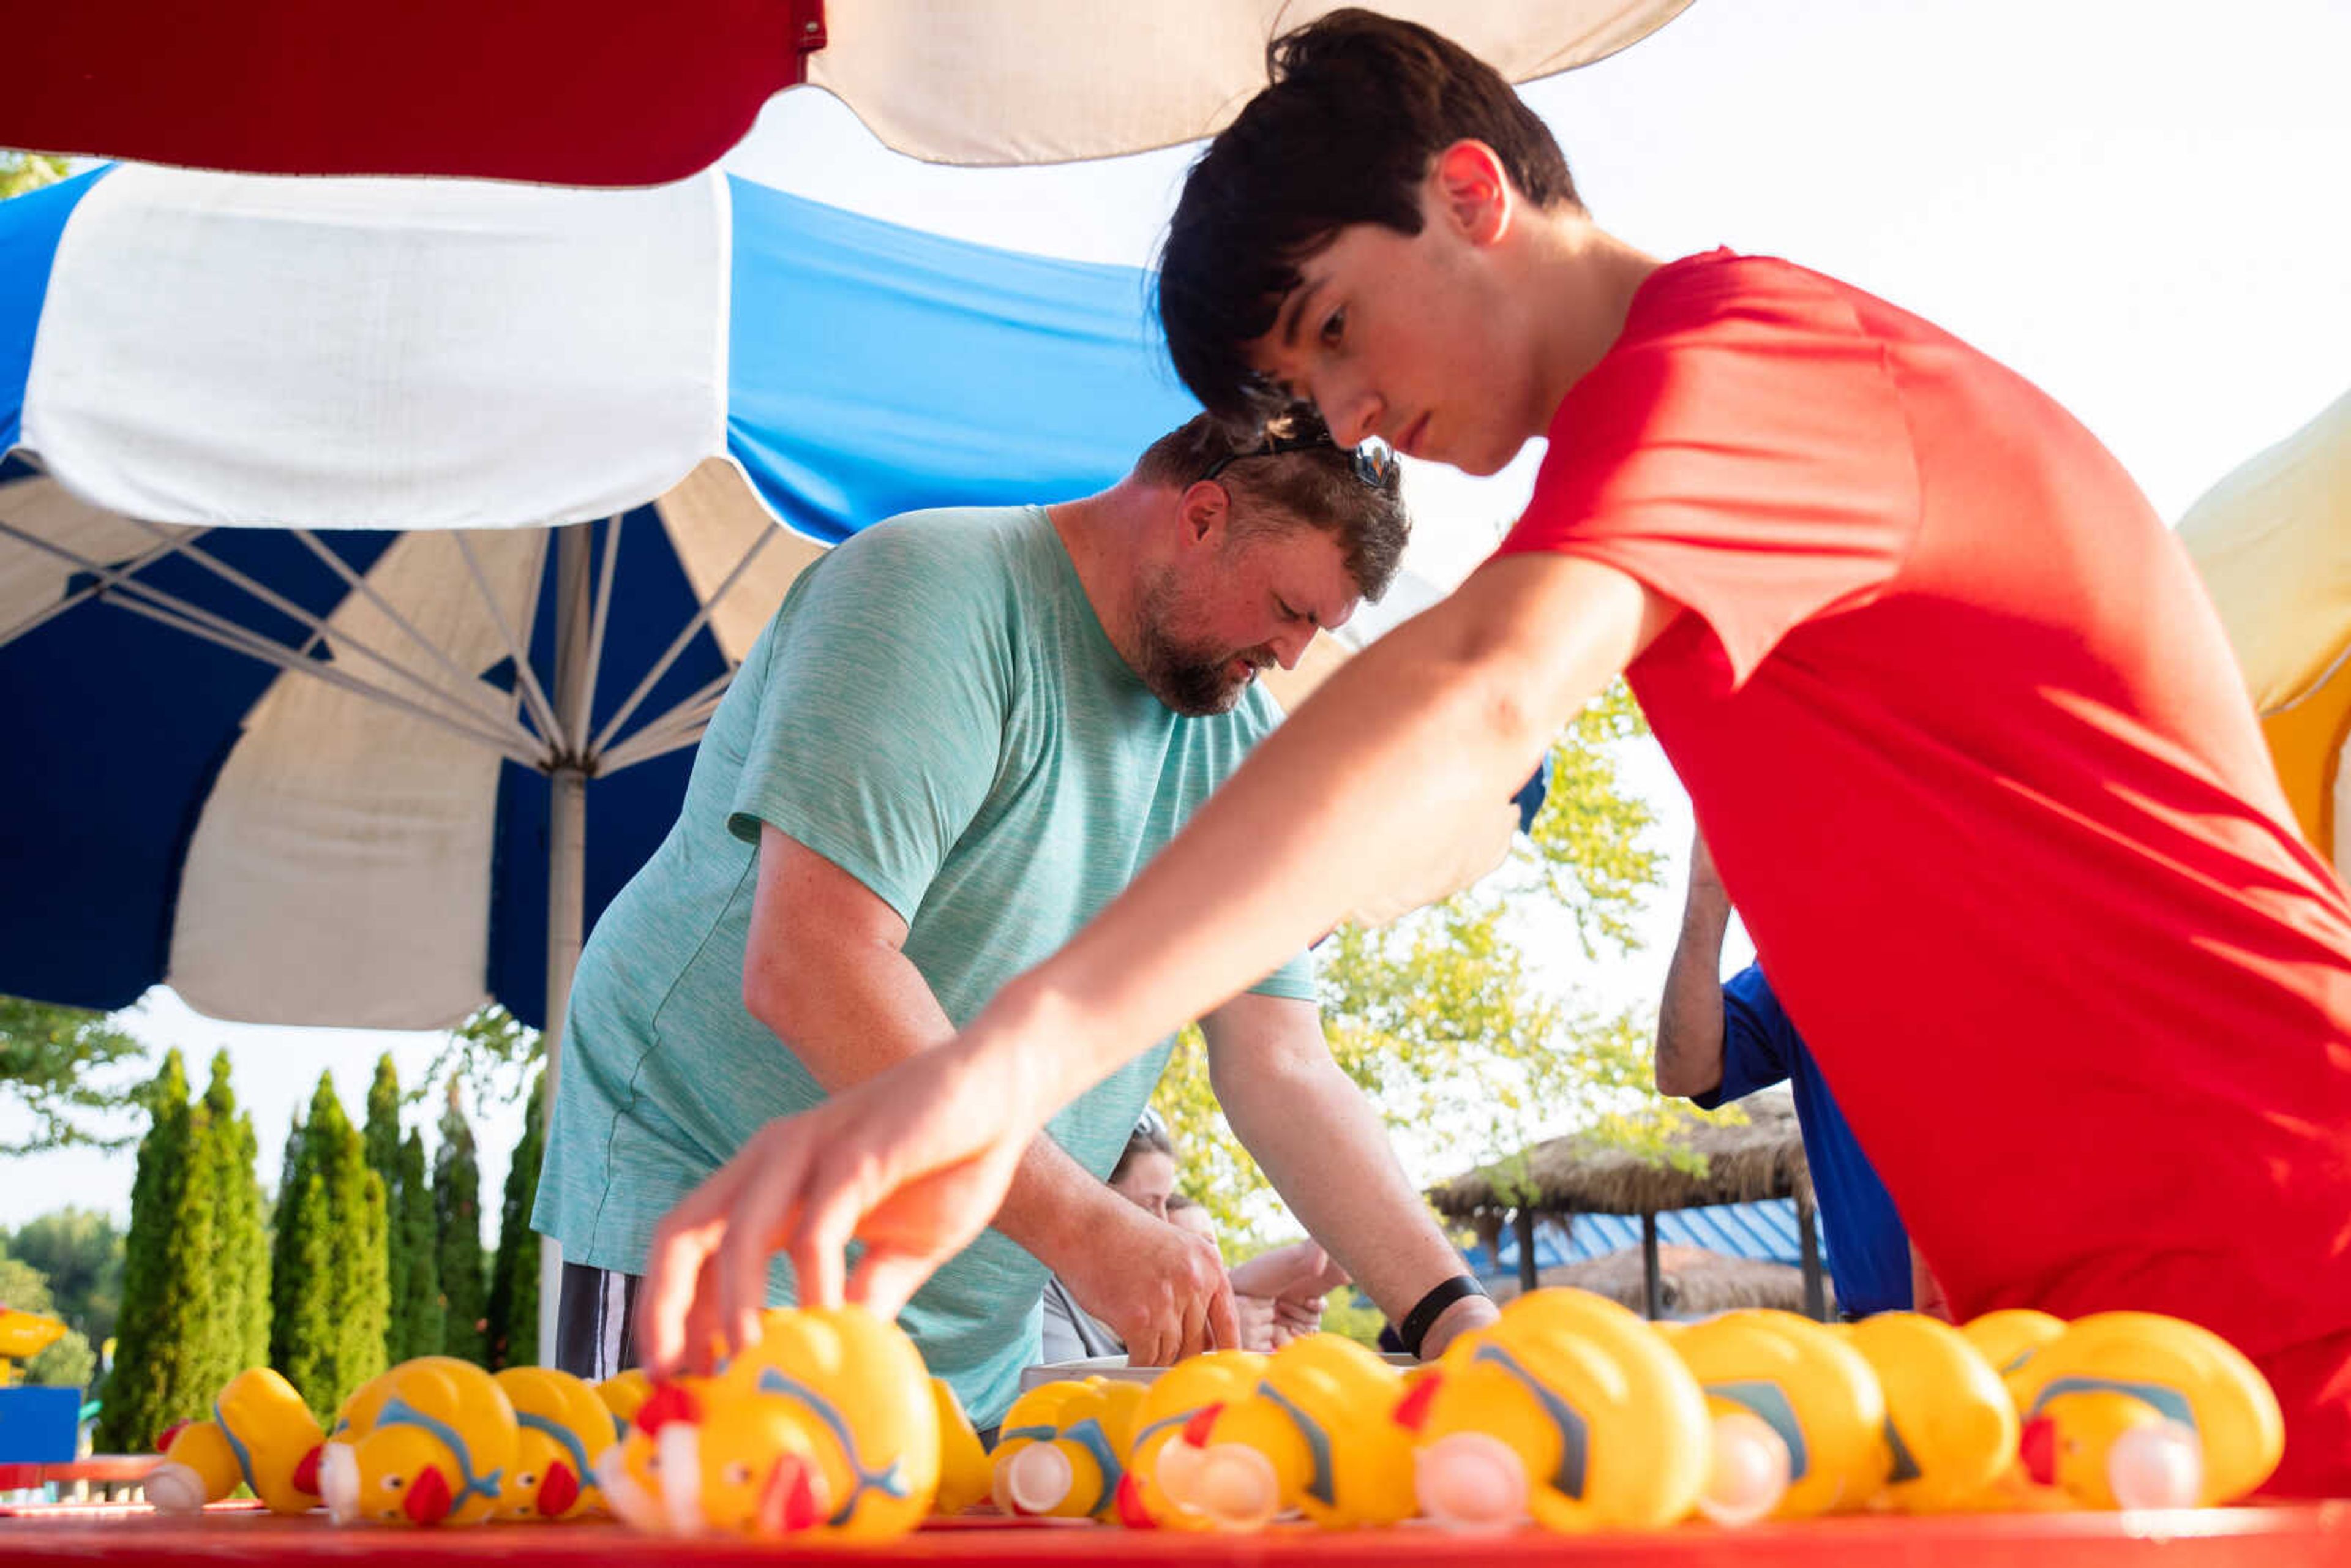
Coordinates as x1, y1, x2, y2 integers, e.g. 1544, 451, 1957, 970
329, 1115, 390, 1401
95, 1051, 215, 1452
190, 1052, 268, 1395
392, 1130, 443, 1360
269, 1081, 339, 1418
484, 1070, 547, 1370
433, 1077, 488, 1365
361, 1054, 407, 1364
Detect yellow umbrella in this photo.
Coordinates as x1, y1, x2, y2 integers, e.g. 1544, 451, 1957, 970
2178, 388, 2351, 876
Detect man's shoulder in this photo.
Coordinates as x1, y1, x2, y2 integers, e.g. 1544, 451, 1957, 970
833, 503, 1044, 574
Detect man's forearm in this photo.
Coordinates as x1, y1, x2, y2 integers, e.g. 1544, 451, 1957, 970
1655, 896, 1731, 1099
748, 938, 1109, 1266
1213, 1040, 1471, 1330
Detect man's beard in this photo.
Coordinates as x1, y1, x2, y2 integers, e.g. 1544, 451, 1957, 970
1134, 572, 1269, 717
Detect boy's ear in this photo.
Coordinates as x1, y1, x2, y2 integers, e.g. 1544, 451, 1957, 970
1431, 139, 1512, 247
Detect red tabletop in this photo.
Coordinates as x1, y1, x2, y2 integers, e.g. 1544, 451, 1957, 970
3, 1503, 2349, 1567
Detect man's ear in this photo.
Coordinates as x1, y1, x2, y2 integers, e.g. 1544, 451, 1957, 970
1177, 479, 1231, 551
1431, 139, 1511, 247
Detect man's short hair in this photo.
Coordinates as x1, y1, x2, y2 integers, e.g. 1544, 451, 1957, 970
1157, 9, 1580, 424
1136, 410, 1409, 602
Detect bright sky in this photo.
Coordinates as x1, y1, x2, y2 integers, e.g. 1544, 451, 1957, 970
6, 0, 2345, 1230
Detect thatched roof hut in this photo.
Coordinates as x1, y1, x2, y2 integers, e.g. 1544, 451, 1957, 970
1429, 1093, 1811, 1220
1489, 1245, 1834, 1319
1430, 1092, 1830, 1321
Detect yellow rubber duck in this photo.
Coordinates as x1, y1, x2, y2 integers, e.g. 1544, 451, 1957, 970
1840, 1312, 2019, 1513
1114, 1349, 1267, 1529
594, 1376, 836, 1538
2009, 1311, 2283, 1509
1169, 1332, 1417, 1531
990, 1376, 1147, 1521
493, 1366, 612, 1520
148, 1367, 327, 1515
697, 1304, 941, 1541
929, 1378, 992, 1517
1670, 1308, 1887, 1523
318, 1355, 519, 1526
1960, 1308, 2068, 1408
593, 1368, 653, 1442
1401, 1287, 1712, 1532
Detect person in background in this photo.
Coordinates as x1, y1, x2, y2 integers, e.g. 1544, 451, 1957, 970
1655, 830, 1912, 1318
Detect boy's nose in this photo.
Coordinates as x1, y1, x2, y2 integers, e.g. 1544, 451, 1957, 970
1322, 386, 1383, 449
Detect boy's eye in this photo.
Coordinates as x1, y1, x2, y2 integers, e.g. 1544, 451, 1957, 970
1319, 306, 1346, 348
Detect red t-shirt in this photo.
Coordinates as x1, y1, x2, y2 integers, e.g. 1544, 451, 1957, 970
1498, 250, 2351, 1494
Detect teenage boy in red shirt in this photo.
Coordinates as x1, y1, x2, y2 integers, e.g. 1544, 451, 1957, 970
640, 10, 2351, 1493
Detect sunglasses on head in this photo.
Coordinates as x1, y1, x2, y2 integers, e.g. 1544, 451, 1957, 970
1198, 427, 1398, 490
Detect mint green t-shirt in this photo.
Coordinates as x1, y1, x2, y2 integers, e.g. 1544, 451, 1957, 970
533, 504, 1313, 1425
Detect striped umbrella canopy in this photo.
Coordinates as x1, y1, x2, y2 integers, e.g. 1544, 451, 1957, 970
0, 163, 1200, 1035
1, 2, 1692, 186
2178, 388, 2351, 882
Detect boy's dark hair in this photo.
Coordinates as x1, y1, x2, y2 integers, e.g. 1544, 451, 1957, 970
1136, 410, 1408, 602
1157, 9, 1580, 423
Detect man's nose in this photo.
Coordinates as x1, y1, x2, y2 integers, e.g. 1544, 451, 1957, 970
1270, 626, 1314, 670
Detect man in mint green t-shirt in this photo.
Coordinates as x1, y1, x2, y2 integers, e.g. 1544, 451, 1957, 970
534, 414, 1499, 1427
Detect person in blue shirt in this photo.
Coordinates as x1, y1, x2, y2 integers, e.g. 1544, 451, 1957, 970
1653, 830, 1922, 1318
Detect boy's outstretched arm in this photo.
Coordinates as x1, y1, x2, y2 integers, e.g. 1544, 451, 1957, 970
639, 552, 1674, 1367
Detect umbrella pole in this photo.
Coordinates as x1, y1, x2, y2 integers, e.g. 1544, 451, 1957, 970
536, 521, 595, 1364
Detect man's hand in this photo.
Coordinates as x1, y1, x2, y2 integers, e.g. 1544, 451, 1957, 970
1229, 1240, 1351, 1349
1050, 1196, 1238, 1366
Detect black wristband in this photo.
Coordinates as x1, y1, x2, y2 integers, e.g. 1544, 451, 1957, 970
1398, 1274, 1489, 1359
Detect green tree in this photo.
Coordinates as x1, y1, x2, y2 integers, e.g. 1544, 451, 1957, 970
3, 1208, 126, 1348
0, 994, 150, 1154
269, 1095, 334, 1416
433, 1078, 489, 1365
1156, 688, 1687, 1244
362, 1054, 408, 1364
484, 1070, 547, 1370
0, 152, 70, 201
95, 1051, 216, 1450
268, 1075, 386, 1418
390, 1130, 443, 1360
0, 1252, 97, 1390
426, 1005, 542, 1112
191, 1052, 269, 1390
329, 1116, 390, 1402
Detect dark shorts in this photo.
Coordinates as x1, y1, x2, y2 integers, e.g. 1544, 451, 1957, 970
554, 1261, 643, 1381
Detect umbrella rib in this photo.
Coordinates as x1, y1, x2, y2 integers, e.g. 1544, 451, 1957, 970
589, 523, 771, 757
0, 524, 211, 653
454, 531, 570, 757
0, 519, 547, 764
595, 677, 733, 775
597, 724, 713, 779
575, 513, 624, 746
95, 578, 547, 770
287, 527, 536, 735
118, 518, 542, 752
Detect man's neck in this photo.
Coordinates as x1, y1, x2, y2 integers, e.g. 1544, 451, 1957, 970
1521, 214, 1663, 426
1048, 482, 1155, 675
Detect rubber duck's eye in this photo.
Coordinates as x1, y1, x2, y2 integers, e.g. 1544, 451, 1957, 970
383, 1475, 404, 1491
519, 1472, 537, 1487
647, 1456, 660, 1471
724, 1463, 751, 1487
